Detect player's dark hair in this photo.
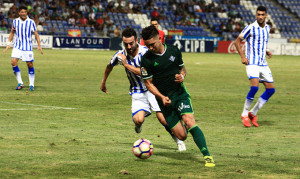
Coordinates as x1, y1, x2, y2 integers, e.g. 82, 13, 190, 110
257, 6, 267, 13
141, 25, 159, 41
18, 6, 27, 12
122, 27, 137, 40
151, 17, 159, 23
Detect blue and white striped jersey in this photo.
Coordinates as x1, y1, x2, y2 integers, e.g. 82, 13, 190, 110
239, 21, 270, 66
12, 17, 37, 51
110, 45, 149, 95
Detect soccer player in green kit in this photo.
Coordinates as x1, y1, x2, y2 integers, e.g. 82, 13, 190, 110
140, 26, 215, 167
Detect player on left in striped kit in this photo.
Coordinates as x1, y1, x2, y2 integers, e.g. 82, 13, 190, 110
3, 6, 43, 91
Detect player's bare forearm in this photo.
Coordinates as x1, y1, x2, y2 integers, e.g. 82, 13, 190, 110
3, 31, 15, 53
144, 79, 165, 100
175, 66, 186, 83
117, 53, 141, 75
234, 37, 249, 64
123, 63, 141, 75
34, 31, 43, 54
100, 64, 113, 93
144, 78, 171, 106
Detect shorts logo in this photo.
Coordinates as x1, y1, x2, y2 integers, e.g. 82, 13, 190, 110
141, 67, 148, 76
178, 102, 190, 111
169, 56, 175, 62
29, 54, 32, 58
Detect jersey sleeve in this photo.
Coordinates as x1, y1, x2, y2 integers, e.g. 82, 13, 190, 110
176, 46, 184, 67
140, 56, 153, 80
239, 25, 251, 40
12, 19, 16, 31
110, 50, 124, 66
31, 20, 37, 32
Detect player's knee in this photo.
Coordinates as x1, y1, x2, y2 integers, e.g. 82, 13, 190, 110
133, 116, 144, 126
178, 134, 187, 141
27, 62, 33, 68
182, 116, 196, 129
11, 61, 17, 66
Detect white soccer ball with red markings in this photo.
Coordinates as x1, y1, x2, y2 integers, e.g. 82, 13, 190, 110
132, 138, 153, 159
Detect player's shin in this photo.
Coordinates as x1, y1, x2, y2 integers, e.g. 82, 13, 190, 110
250, 88, 275, 115
13, 66, 23, 84
189, 125, 210, 156
28, 67, 35, 86
242, 86, 258, 116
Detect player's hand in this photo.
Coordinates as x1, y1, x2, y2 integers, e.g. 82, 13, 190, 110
266, 51, 272, 59
175, 74, 184, 83
100, 83, 108, 93
38, 46, 44, 55
162, 96, 171, 106
3, 45, 10, 53
117, 53, 126, 65
241, 57, 249, 65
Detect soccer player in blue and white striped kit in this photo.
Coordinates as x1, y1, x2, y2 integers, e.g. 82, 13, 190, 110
3, 6, 43, 91
234, 6, 275, 127
100, 28, 186, 151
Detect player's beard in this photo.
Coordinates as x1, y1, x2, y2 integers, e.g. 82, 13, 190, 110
257, 18, 265, 25
127, 45, 138, 55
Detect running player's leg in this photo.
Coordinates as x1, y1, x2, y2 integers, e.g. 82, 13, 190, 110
148, 90, 186, 150
132, 110, 146, 133
132, 92, 150, 133
11, 58, 24, 89
249, 66, 275, 126
181, 113, 215, 167
11, 48, 23, 89
156, 112, 186, 151
26, 61, 35, 90
241, 65, 260, 127
250, 82, 275, 116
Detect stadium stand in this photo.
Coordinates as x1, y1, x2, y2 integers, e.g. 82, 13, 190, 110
0, 0, 299, 40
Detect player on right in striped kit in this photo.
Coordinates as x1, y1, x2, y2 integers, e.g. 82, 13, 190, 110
234, 5, 275, 127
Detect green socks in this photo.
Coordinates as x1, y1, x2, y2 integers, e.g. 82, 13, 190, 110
189, 125, 210, 156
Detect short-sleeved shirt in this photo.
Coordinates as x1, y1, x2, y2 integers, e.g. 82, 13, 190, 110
110, 44, 149, 95
140, 44, 185, 98
239, 21, 270, 66
12, 17, 37, 51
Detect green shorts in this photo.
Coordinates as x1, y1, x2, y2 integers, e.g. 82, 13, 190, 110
157, 88, 194, 129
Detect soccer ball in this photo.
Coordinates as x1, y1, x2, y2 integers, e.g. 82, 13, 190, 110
132, 138, 153, 159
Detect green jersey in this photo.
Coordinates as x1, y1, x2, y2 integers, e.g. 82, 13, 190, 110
141, 44, 185, 97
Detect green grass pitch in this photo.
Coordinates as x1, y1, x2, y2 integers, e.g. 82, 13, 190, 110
0, 48, 299, 178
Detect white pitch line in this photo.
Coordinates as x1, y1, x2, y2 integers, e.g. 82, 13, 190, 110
0, 101, 76, 110
0, 108, 54, 111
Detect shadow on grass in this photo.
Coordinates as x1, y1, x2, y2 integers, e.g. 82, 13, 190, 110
257, 120, 274, 126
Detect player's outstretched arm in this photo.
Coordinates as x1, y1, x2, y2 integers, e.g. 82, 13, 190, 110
100, 63, 113, 93
234, 36, 249, 65
144, 78, 171, 106
117, 53, 141, 75
34, 31, 43, 55
3, 29, 15, 53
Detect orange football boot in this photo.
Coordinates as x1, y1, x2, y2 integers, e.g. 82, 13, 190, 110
248, 112, 259, 127
241, 116, 251, 127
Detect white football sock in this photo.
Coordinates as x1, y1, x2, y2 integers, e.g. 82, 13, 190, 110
14, 71, 23, 84
250, 97, 267, 116
241, 98, 254, 116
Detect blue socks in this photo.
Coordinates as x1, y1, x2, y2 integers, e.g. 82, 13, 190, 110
13, 66, 20, 73
261, 88, 275, 101
246, 86, 259, 100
